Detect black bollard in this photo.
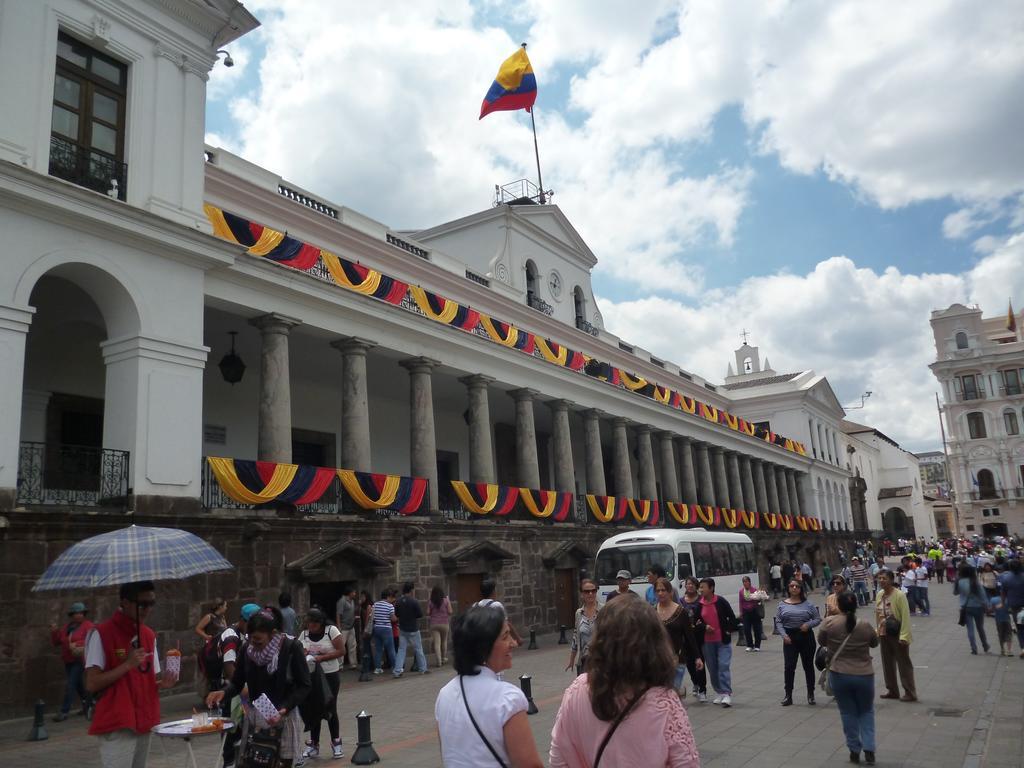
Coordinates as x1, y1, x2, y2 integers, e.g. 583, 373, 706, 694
558, 624, 569, 644
519, 675, 539, 715
527, 628, 538, 650
26, 700, 48, 741
359, 645, 374, 683
351, 710, 381, 764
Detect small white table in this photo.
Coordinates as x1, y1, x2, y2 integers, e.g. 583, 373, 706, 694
151, 718, 235, 768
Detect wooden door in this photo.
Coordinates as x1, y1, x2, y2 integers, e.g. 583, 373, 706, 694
455, 573, 484, 614
554, 568, 577, 628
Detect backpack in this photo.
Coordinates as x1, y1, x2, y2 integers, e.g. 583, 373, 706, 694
198, 633, 223, 682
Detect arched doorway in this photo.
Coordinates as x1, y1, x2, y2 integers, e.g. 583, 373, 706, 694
524, 260, 539, 305
976, 469, 997, 499
882, 506, 915, 538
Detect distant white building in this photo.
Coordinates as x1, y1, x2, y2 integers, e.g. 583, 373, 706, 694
929, 303, 1024, 538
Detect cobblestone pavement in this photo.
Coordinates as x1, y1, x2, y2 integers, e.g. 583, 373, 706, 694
2, 584, 1022, 767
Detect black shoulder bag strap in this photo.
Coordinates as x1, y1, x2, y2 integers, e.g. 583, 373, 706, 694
459, 675, 509, 768
594, 688, 648, 768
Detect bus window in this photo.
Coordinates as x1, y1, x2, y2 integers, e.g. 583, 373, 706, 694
594, 545, 674, 584
729, 543, 755, 574
677, 552, 693, 581
711, 543, 732, 576
692, 543, 714, 577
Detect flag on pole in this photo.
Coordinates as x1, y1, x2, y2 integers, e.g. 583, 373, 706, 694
479, 45, 537, 119
1007, 299, 1017, 333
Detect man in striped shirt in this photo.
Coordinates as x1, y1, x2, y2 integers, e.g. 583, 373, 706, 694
371, 589, 398, 674
849, 557, 871, 606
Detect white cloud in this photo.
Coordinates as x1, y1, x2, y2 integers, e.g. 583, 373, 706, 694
598, 243, 1024, 452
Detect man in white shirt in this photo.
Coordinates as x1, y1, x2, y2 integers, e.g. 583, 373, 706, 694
769, 563, 783, 599
914, 558, 931, 615
901, 561, 919, 615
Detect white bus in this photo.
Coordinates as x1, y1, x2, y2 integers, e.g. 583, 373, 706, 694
594, 529, 757, 604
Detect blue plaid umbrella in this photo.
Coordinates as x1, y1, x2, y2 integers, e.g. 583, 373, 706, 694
32, 524, 233, 591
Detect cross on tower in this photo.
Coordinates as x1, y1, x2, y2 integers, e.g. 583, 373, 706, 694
740, 328, 750, 345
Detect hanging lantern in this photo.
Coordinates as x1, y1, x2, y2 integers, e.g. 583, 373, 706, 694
218, 331, 246, 385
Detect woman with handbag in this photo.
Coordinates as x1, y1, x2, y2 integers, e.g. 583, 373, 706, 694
738, 576, 766, 652
653, 578, 702, 697
678, 577, 709, 703
206, 607, 312, 768
435, 607, 543, 768
566, 579, 600, 676
297, 608, 345, 760
773, 580, 821, 706
955, 563, 991, 654
549, 596, 700, 767
818, 591, 879, 765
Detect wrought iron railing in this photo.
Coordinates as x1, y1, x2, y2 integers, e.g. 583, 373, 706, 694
575, 317, 599, 336
17, 442, 130, 510
955, 390, 985, 401
200, 459, 429, 517
386, 233, 429, 259
527, 294, 553, 316
48, 135, 127, 201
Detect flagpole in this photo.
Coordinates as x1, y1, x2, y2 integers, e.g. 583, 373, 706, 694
530, 109, 545, 204
936, 392, 960, 536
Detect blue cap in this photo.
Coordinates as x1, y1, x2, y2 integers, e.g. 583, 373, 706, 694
67, 602, 87, 615
241, 603, 261, 621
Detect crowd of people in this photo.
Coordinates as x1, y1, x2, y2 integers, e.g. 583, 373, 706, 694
49, 532, 1024, 768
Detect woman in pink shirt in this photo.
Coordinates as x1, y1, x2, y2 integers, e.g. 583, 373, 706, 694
549, 597, 700, 768
427, 584, 452, 668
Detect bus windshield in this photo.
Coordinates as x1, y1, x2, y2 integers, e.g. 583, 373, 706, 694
594, 545, 674, 584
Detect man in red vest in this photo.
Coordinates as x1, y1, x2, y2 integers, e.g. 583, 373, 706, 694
85, 581, 178, 767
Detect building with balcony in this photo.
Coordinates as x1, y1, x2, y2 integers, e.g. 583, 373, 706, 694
0, 0, 869, 715
929, 303, 1024, 538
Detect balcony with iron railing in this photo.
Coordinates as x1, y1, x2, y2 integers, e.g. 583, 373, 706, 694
527, 293, 553, 316
48, 135, 127, 201
999, 384, 1022, 397
16, 442, 130, 510
954, 390, 985, 402
575, 317, 600, 336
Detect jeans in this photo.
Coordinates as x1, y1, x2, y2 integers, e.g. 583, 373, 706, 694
394, 630, 427, 675
783, 629, 816, 694
963, 606, 989, 652
372, 626, 396, 670
905, 586, 920, 613
830, 672, 876, 753
917, 588, 930, 614
673, 663, 688, 692
60, 661, 90, 715
852, 581, 870, 606
1011, 604, 1024, 650
702, 640, 732, 695
741, 609, 762, 649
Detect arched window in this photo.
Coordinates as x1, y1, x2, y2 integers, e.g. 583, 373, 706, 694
1004, 410, 1020, 436
808, 419, 818, 457
977, 469, 997, 499
955, 331, 968, 350
573, 285, 585, 324
524, 260, 539, 303
966, 412, 987, 439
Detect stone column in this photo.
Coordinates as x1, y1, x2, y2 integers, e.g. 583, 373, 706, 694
400, 357, 440, 511
677, 437, 698, 505
764, 462, 781, 514
510, 389, 540, 488
775, 466, 791, 514
582, 409, 606, 496
751, 458, 768, 513
658, 433, 680, 501
250, 313, 301, 463
739, 455, 756, 513
547, 399, 575, 493
459, 374, 495, 484
0, 304, 34, 506
611, 417, 634, 498
786, 469, 801, 516
726, 451, 744, 510
636, 425, 657, 500
797, 474, 809, 521
712, 447, 730, 508
332, 336, 376, 472
695, 442, 715, 506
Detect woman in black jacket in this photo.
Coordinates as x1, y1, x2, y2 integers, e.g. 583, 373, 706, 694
679, 577, 710, 702
654, 578, 703, 698
207, 607, 311, 767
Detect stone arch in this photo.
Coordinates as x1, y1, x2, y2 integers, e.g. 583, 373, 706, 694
573, 285, 586, 324
882, 506, 915, 537
976, 468, 997, 499
15, 250, 145, 339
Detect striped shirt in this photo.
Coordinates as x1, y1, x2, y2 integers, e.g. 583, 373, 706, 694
372, 600, 395, 629
849, 564, 869, 582
773, 600, 822, 634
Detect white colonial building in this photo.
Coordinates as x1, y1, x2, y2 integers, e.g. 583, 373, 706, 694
930, 303, 1024, 538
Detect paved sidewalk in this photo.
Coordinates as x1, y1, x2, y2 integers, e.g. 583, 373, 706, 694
2, 585, 1022, 766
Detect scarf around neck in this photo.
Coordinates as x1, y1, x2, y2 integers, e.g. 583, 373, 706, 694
246, 632, 284, 673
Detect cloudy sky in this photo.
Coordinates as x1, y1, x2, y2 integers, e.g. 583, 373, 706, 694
205, 0, 1024, 453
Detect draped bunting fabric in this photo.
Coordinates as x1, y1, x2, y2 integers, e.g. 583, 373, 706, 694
666, 502, 691, 525
626, 499, 659, 525
721, 507, 739, 529
586, 495, 628, 523
695, 505, 721, 527
321, 251, 407, 305
780, 514, 794, 531
202, 204, 811, 457
739, 509, 759, 529
206, 457, 425, 513
519, 488, 573, 521
451, 481, 519, 516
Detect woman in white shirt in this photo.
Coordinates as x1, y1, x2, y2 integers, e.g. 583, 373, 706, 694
435, 607, 543, 768
297, 608, 345, 760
